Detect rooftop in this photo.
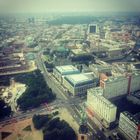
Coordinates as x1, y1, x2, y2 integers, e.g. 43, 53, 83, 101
88, 87, 115, 108
71, 48, 87, 55
123, 111, 140, 125
106, 75, 127, 83
65, 73, 94, 87
55, 65, 80, 75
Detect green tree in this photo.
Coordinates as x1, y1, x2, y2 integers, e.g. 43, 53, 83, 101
0, 99, 11, 119
16, 70, 56, 110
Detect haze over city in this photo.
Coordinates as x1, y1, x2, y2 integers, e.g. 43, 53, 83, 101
0, 0, 140, 13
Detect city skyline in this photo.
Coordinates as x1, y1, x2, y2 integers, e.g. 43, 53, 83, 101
0, 6, 140, 140
0, 0, 140, 13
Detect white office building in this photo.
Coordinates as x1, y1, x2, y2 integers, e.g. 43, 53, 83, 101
100, 72, 140, 99
100, 76, 128, 99
63, 73, 95, 96
53, 65, 80, 82
130, 73, 140, 93
119, 111, 140, 140
86, 87, 117, 128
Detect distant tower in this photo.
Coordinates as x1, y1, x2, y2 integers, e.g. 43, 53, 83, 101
88, 24, 99, 34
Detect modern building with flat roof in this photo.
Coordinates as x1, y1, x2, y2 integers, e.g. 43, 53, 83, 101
88, 24, 99, 34
100, 75, 128, 99
100, 72, 140, 99
119, 111, 140, 140
53, 65, 80, 82
71, 48, 88, 56
63, 73, 95, 96
86, 87, 117, 128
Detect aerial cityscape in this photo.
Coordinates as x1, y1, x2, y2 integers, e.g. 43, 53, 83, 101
0, 0, 140, 140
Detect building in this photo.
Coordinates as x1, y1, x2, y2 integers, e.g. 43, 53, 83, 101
105, 31, 131, 43
63, 73, 95, 96
100, 72, 140, 99
55, 46, 69, 57
107, 47, 124, 58
100, 76, 128, 99
86, 87, 117, 128
71, 48, 88, 56
88, 24, 98, 34
89, 63, 112, 78
130, 73, 140, 93
53, 65, 80, 83
119, 111, 140, 140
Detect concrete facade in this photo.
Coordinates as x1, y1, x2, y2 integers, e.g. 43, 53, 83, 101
119, 111, 140, 140
53, 65, 80, 82
86, 87, 117, 128
100, 72, 140, 99
63, 74, 94, 96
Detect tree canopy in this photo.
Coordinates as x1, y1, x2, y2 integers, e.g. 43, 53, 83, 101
32, 114, 76, 140
16, 70, 56, 110
0, 99, 11, 119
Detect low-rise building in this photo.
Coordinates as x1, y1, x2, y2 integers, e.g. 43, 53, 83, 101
71, 48, 88, 56
53, 65, 80, 82
86, 87, 117, 128
119, 111, 140, 140
63, 73, 95, 96
89, 63, 112, 77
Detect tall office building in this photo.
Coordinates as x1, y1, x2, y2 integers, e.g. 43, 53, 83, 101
88, 24, 98, 34
86, 87, 117, 128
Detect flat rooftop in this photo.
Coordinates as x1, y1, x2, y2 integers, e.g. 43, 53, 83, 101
71, 49, 87, 55
65, 73, 94, 87
88, 87, 115, 108
88, 87, 103, 96
123, 111, 140, 125
55, 65, 80, 75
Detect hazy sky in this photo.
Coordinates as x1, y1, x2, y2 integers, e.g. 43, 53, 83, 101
0, 0, 140, 13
